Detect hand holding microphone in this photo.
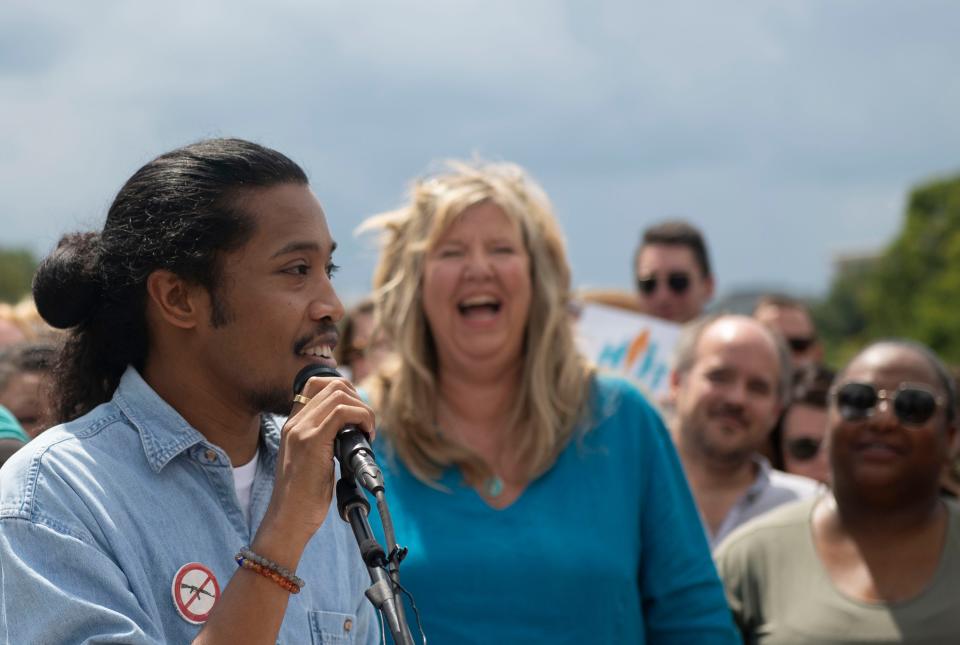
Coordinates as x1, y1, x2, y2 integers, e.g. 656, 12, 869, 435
292, 367, 417, 644
260, 365, 376, 550
293, 365, 384, 494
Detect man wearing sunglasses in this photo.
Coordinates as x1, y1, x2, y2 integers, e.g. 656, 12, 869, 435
633, 220, 714, 324
669, 314, 819, 549
753, 294, 823, 368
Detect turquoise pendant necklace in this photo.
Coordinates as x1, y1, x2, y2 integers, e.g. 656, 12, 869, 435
484, 475, 505, 497
434, 418, 505, 497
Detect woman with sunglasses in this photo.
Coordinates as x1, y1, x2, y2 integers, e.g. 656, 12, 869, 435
716, 339, 960, 643
767, 364, 834, 484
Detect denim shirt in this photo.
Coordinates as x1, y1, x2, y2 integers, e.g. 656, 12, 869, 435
0, 367, 377, 644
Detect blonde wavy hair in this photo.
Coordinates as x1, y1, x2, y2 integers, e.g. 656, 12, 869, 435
0, 297, 59, 342
359, 160, 595, 486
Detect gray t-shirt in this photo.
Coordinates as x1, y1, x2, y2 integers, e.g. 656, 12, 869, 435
709, 456, 821, 549
715, 496, 960, 644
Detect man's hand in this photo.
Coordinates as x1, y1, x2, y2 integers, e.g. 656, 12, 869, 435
257, 374, 376, 557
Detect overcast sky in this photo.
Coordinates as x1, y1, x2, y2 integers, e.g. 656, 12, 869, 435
2, 1, 959, 304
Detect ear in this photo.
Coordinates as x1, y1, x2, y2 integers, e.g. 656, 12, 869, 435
946, 420, 959, 457
145, 270, 204, 330
770, 399, 785, 427
702, 275, 716, 301
669, 368, 684, 405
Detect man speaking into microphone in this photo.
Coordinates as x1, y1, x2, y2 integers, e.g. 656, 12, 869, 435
0, 139, 379, 644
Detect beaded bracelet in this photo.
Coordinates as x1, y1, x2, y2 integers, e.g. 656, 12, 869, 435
234, 547, 305, 594
238, 558, 300, 594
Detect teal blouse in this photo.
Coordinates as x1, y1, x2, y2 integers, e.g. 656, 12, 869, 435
369, 374, 738, 644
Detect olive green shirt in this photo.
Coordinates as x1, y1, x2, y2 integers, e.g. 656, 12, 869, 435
715, 496, 960, 644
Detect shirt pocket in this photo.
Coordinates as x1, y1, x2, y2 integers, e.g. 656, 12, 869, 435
309, 610, 357, 644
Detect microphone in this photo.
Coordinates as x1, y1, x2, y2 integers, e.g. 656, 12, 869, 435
293, 364, 385, 494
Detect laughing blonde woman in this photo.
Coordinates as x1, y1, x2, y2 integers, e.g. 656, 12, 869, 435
360, 161, 737, 644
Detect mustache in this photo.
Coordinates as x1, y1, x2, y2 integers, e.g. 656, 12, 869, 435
293, 321, 340, 355
709, 403, 748, 426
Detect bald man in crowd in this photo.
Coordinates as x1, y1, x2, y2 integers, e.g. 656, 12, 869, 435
669, 314, 819, 549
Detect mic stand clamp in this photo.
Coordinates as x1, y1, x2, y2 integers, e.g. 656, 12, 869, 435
336, 477, 416, 645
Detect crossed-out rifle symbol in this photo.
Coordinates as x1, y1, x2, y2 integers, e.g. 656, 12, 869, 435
181, 582, 215, 598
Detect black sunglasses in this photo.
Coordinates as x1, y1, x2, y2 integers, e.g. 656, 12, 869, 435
785, 437, 822, 461
636, 271, 691, 295
832, 381, 945, 426
787, 336, 816, 353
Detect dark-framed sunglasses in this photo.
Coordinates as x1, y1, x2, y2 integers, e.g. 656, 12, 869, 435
787, 336, 817, 353
636, 271, 691, 295
784, 436, 822, 461
832, 381, 946, 426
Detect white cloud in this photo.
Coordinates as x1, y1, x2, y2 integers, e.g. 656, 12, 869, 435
1, 0, 959, 302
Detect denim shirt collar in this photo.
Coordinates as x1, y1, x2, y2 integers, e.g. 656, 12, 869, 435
112, 366, 281, 473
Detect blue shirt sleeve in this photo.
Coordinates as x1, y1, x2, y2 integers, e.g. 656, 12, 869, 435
627, 386, 740, 643
0, 519, 164, 644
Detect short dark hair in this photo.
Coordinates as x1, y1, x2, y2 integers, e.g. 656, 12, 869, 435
32, 138, 309, 423
768, 364, 835, 469
634, 219, 712, 278
753, 293, 810, 315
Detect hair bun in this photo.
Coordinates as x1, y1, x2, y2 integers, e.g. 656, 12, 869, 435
32, 232, 104, 329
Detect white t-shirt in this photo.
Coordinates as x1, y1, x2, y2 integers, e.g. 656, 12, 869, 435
232, 450, 260, 524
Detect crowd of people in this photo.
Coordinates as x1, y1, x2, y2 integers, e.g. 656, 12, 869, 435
0, 137, 957, 643
0, 300, 57, 463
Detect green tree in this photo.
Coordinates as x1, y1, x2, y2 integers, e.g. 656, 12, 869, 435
812, 257, 874, 367
816, 174, 960, 365
0, 247, 38, 304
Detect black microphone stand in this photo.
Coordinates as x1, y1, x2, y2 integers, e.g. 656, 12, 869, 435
293, 364, 418, 644
336, 475, 415, 645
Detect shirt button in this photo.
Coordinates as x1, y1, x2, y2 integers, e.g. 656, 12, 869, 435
204, 449, 217, 462
343, 618, 353, 633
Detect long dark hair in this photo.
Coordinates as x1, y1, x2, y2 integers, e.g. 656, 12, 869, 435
33, 138, 308, 423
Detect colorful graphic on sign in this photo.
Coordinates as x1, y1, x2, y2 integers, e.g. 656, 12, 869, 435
575, 303, 681, 399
